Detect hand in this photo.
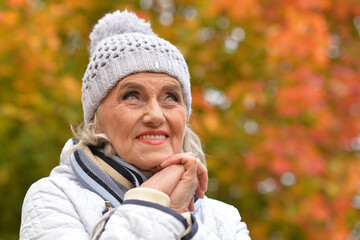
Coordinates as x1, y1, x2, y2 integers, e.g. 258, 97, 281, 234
160, 152, 208, 198
140, 164, 184, 196
161, 152, 208, 213
140, 153, 208, 213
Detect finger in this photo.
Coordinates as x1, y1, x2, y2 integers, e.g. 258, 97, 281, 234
183, 152, 195, 157
160, 164, 184, 182
160, 152, 195, 168
150, 167, 158, 173
195, 185, 204, 198
150, 165, 162, 173
170, 155, 206, 192
181, 156, 208, 192
188, 196, 195, 212
160, 156, 181, 168
197, 165, 208, 192
141, 164, 183, 195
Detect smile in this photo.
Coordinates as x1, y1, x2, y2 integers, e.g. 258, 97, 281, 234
138, 134, 167, 140
136, 131, 169, 145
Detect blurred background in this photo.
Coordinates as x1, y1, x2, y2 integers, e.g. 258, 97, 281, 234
1, 0, 360, 239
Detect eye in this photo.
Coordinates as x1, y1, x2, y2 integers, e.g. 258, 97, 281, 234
122, 91, 140, 100
165, 93, 179, 102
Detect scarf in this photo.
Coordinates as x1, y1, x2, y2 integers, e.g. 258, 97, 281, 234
69, 141, 149, 207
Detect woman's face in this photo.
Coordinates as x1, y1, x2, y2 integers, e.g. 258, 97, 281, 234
98, 72, 187, 171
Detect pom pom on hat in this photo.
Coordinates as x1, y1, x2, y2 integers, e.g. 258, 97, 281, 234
89, 10, 156, 56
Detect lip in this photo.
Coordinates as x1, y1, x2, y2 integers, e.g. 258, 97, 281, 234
136, 130, 169, 145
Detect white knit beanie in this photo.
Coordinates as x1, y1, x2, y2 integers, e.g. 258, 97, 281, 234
81, 10, 191, 125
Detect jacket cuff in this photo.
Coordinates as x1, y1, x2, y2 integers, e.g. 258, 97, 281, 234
181, 212, 192, 236
124, 187, 170, 207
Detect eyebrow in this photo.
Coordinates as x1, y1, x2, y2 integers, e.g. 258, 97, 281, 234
161, 84, 181, 92
118, 82, 146, 91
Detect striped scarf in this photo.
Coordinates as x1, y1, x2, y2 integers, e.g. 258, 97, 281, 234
69, 142, 149, 207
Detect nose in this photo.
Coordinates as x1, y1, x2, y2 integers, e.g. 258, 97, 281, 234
142, 100, 165, 127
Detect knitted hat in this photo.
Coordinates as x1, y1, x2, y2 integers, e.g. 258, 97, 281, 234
81, 10, 191, 125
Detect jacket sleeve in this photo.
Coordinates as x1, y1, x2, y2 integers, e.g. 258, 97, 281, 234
100, 200, 190, 239
186, 198, 251, 240
191, 209, 251, 240
96, 187, 193, 239
20, 178, 92, 240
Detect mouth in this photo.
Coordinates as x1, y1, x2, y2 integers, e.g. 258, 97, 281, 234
136, 131, 169, 145
138, 134, 167, 140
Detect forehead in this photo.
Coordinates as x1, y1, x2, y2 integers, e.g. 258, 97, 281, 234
118, 72, 180, 89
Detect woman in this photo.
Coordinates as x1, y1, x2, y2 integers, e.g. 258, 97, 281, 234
20, 10, 251, 239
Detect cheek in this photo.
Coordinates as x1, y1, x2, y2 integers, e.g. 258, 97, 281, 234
105, 114, 138, 158
112, 115, 137, 139
100, 107, 138, 141
170, 109, 187, 141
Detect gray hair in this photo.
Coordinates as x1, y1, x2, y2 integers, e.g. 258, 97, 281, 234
71, 111, 206, 166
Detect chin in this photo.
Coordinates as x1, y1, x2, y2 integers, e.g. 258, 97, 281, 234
137, 153, 172, 170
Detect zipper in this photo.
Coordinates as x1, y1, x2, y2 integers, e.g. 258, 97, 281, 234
102, 201, 112, 214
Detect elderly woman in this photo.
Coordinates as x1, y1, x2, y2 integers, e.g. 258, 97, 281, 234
20, 10, 250, 240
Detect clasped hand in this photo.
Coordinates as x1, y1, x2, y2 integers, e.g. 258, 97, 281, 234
141, 152, 208, 213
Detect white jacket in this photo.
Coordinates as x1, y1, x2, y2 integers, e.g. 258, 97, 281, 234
20, 140, 251, 239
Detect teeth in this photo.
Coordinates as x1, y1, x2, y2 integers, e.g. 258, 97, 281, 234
139, 134, 166, 140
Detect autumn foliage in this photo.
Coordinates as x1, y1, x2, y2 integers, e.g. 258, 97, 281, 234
1, 0, 360, 239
